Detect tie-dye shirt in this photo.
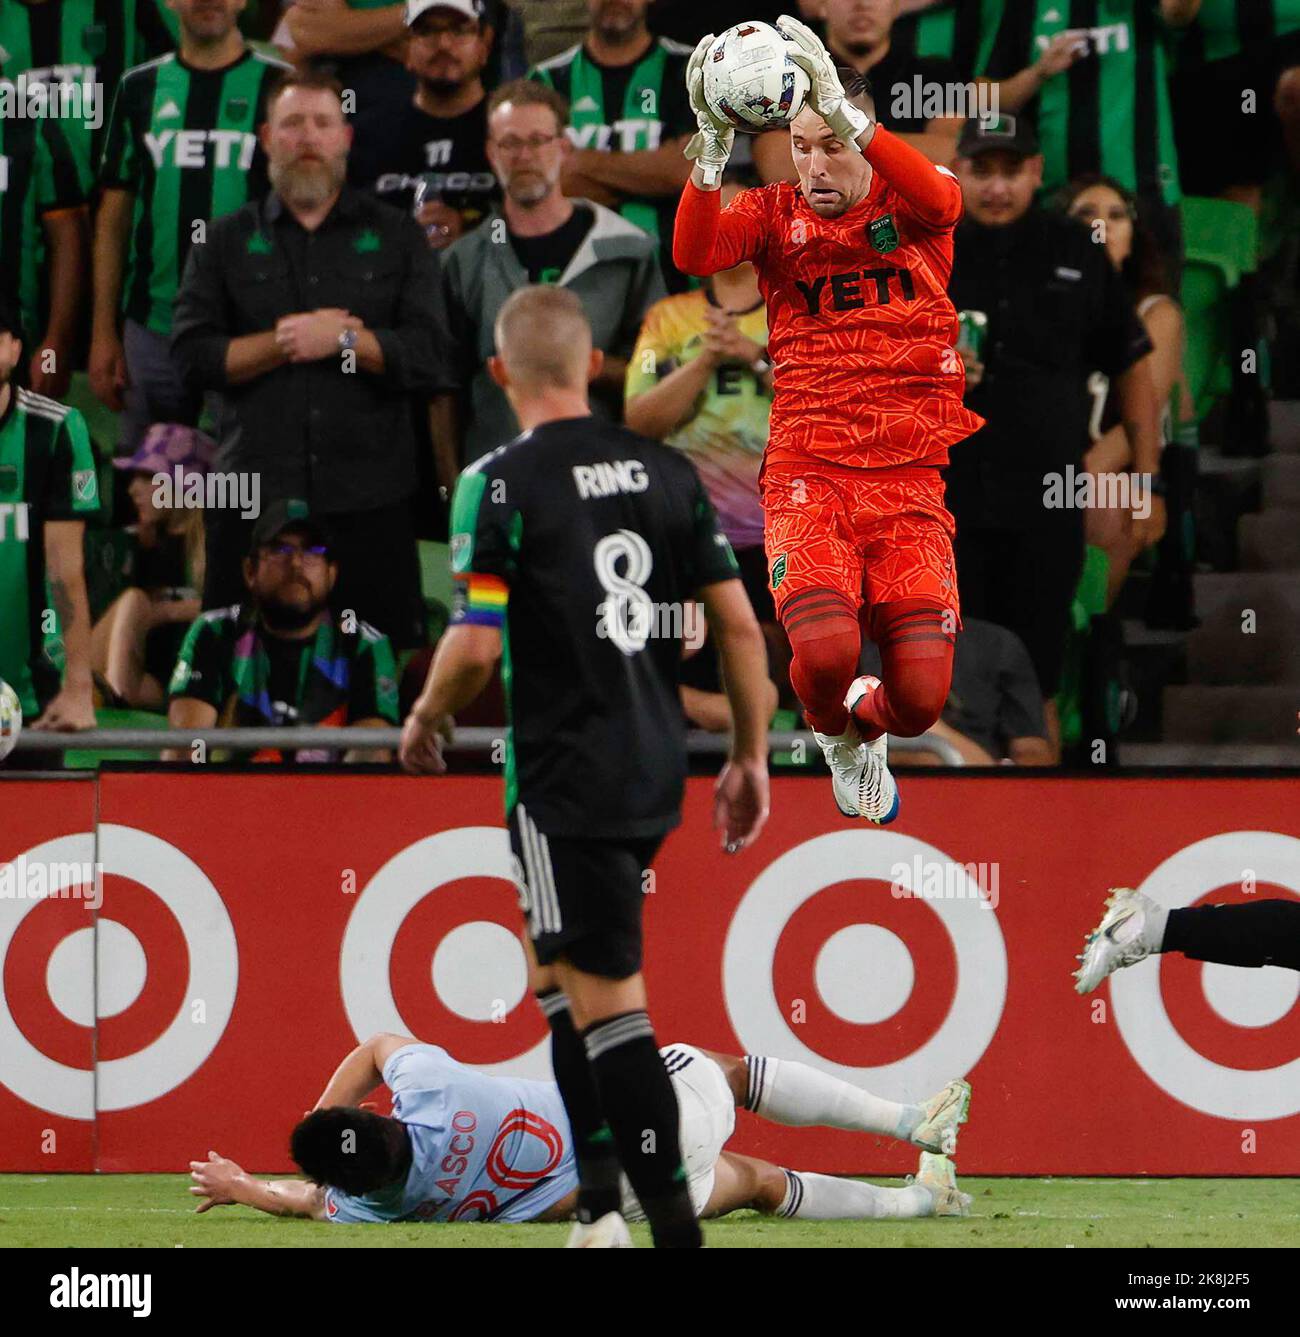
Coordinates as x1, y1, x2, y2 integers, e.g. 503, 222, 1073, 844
168, 604, 398, 761
626, 289, 770, 551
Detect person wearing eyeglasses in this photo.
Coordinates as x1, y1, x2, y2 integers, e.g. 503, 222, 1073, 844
430, 77, 664, 479
165, 499, 399, 763
348, 0, 502, 251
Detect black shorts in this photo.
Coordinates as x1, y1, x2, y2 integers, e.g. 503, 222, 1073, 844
508, 806, 663, 980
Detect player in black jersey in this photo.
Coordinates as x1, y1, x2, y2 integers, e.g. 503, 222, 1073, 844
399, 285, 772, 1248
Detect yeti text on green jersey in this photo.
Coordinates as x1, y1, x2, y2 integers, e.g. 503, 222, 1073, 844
99, 46, 288, 335
0, 0, 178, 195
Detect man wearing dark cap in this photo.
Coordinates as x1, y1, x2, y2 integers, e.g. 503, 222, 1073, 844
165, 498, 399, 763
945, 113, 1161, 751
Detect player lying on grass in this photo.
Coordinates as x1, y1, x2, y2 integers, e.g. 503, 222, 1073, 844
189, 1032, 972, 1227
1075, 889, 1300, 993
673, 17, 985, 823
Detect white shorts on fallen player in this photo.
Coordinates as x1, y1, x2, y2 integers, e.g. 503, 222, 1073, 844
620, 1045, 735, 1223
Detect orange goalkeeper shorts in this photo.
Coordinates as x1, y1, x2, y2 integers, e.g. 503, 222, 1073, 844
762, 463, 961, 623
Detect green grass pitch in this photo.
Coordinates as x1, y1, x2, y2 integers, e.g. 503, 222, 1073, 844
2, 1175, 1297, 1248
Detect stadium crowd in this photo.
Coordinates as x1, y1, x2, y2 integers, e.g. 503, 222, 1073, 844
1, 0, 1296, 767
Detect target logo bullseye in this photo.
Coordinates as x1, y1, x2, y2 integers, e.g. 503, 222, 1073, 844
0, 826, 238, 1119
339, 828, 550, 1078
1109, 831, 1300, 1120
723, 831, 1007, 1099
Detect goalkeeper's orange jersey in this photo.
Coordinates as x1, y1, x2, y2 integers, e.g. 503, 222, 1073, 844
674, 129, 984, 473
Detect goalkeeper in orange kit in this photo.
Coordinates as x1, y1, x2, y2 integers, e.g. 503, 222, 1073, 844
673, 16, 984, 822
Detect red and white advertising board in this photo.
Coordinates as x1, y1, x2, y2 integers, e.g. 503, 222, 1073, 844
2, 772, 1298, 1175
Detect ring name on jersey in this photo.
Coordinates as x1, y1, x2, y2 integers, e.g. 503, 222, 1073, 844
573, 459, 649, 500
143, 128, 257, 170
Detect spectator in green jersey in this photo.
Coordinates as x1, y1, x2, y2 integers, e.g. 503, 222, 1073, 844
981, 0, 1202, 267
165, 499, 399, 763
0, 297, 99, 734
90, 0, 289, 451
753, 0, 1001, 183
0, 0, 177, 197
1170, 0, 1300, 209
0, 81, 87, 400
529, 0, 696, 290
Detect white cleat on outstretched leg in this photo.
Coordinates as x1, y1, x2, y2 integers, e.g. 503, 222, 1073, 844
565, 1211, 634, 1248
912, 1078, 972, 1156
1074, 887, 1162, 994
913, 1152, 972, 1218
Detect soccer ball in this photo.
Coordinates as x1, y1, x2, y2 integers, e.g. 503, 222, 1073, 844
703, 21, 810, 133
0, 680, 22, 763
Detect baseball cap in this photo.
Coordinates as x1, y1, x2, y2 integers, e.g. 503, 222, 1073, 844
113, 423, 216, 480
248, 499, 334, 558
406, 0, 484, 26
957, 113, 1039, 160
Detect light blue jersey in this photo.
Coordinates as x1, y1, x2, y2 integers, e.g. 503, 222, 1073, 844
324, 1044, 578, 1223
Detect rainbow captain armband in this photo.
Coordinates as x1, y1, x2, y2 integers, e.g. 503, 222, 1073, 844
452, 572, 509, 628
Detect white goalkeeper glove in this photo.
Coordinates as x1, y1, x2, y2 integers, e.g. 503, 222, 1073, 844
684, 32, 734, 186
777, 13, 874, 151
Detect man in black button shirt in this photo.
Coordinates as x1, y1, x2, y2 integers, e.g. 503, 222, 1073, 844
172, 69, 442, 650
945, 114, 1161, 742
348, 0, 500, 251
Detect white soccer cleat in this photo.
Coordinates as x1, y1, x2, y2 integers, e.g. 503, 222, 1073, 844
914, 1152, 971, 1218
812, 678, 899, 823
912, 1079, 972, 1156
1074, 887, 1160, 994
564, 1211, 634, 1248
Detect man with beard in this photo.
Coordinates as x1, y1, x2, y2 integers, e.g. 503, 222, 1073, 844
348, 0, 500, 250
91, 0, 289, 448
172, 70, 441, 651
165, 499, 399, 762
529, 0, 696, 290
431, 79, 662, 474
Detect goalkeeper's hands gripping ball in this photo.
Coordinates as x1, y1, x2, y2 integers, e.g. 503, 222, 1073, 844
777, 13, 874, 151
684, 32, 734, 187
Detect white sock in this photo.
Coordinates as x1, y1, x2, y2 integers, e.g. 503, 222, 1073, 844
744, 1055, 921, 1142
777, 1169, 933, 1220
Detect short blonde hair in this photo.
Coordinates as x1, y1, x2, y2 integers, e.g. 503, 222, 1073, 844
494, 285, 592, 389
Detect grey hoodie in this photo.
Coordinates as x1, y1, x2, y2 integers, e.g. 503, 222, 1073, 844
438, 199, 666, 463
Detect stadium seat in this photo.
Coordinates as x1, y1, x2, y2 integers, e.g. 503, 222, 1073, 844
1180, 197, 1259, 422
